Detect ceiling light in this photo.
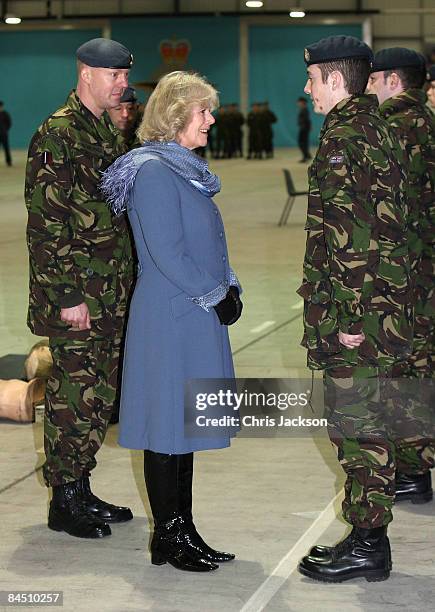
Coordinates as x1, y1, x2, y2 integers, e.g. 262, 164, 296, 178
5, 15, 22, 24
289, 10, 305, 18
246, 1, 264, 8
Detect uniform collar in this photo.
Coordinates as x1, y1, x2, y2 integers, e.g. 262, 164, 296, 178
379, 88, 428, 118
65, 90, 118, 139
321, 94, 379, 135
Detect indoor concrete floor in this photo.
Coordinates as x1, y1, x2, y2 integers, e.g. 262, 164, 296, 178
0, 149, 434, 612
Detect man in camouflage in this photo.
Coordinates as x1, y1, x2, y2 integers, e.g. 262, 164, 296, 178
25, 38, 135, 539
427, 65, 435, 109
108, 85, 142, 152
367, 47, 435, 504
296, 36, 413, 583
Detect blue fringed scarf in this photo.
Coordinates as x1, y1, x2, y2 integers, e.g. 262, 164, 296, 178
101, 140, 221, 216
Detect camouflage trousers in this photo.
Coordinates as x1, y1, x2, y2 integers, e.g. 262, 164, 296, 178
391, 330, 435, 475
324, 366, 395, 529
43, 334, 121, 487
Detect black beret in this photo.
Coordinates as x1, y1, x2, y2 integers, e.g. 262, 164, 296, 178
120, 87, 137, 103
76, 38, 133, 69
371, 47, 424, 72
428, 65, 435, 82
304, 35, 373, 66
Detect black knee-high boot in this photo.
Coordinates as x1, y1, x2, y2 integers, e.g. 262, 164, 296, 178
177, 452, 235, 563
143, 450, 217, 572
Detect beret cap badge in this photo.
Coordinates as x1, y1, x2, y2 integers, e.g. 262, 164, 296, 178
304, 48, 310, 62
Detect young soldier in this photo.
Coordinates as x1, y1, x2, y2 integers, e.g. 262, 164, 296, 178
427, 65, 435, 109
25, 38, 135, 539
367, 47, 435, 504
108, 86, 142, 151
296, 35, 413, 582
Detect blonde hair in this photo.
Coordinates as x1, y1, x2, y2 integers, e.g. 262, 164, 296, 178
137, 71, 219, 143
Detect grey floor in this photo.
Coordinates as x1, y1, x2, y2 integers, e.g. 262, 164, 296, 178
0, 149, 433, 612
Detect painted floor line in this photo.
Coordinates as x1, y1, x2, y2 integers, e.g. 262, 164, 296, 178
240, 489, 343, 612
250, 321, 276, 334
291, 300, 304, 310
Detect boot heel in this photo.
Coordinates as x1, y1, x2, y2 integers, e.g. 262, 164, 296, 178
151, 551, 167, 565
48, 510, 64, 532
411, 491, 433, 504
366, 570, 390, 582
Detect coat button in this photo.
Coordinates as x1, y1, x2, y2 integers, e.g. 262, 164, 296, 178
219, 231, 224, 238
222, 255, 227, 262
214, 209, 218, 215
86, 267, 94, 277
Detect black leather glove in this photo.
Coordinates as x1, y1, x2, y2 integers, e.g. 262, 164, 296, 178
214, 286, 243, 326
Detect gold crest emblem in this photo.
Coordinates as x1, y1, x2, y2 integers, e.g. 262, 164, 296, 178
304, 48, 310, 62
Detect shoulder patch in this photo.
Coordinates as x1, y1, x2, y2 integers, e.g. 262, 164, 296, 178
329, 154, 345, 166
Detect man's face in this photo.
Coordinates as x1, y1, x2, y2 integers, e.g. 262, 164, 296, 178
304, 64, 334, 115
87, 67, 129, 112
366, 71, 391, 105
427, 80, 435, 108
108, 102, 137, 132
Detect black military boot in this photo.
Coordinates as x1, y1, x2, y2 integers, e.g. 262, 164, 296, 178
298, 526, 391, 583
143, 451, 218, 572
308, 528, 357, 561
48, 481, 111, 538
79, 476, 133, 523
177, 453, 235, 563
395, 471, 433, 504
307, 527, 392, 570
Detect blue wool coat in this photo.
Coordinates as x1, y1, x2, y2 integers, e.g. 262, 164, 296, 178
118, 159, 239, 453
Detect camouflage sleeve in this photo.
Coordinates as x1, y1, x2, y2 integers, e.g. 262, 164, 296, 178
317, 139, 375, 335
25, 133, 85, 308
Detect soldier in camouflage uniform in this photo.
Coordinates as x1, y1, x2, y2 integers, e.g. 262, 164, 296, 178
427, 65, 435, 109
25, 38, 135, 539
367, 48, 435, 504
108, 86, 142, 152
296, 36, 413, 583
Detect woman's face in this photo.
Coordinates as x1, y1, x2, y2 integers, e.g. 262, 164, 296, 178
177, 104, 215, 149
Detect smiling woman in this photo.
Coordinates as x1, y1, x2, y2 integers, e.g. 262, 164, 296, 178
101, 70, 243, 573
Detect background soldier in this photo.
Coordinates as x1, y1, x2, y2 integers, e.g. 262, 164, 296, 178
247, 102, 262, 159
427, 65, 435, 109
213, 105, 228, 159
108, 85, 142, 151
296, 36, 413, 583
367, 48, 435, 504
25, 38, 135, 539
0, 100, 12, 166
296, 96, 312, 162
228, 102, 244, 158
260, 101, 277, 158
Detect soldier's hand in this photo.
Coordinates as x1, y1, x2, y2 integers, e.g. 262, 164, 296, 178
338, 331, 365, 349
60, 303, 91, 331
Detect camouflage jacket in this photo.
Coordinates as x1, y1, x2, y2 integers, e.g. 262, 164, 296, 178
379, 89, 435, 327
297, 94, 413, 370
25, 90, 133, 339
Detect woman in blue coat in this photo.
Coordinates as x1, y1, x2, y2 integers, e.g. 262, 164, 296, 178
102, 72, 242, 572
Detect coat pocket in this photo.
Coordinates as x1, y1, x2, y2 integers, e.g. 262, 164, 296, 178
170, 292, 197, 320
297, 280, 341, 354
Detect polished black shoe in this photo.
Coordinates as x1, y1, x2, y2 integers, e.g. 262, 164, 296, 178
395, 471, 433, 504
308, 528, 356, 561
151, 516, 218, 572
178, 515, 235, 563
308, 527, 392, 570
298, 527, 391, 583
48, 481, 111, 539
79, 477, 133, 523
